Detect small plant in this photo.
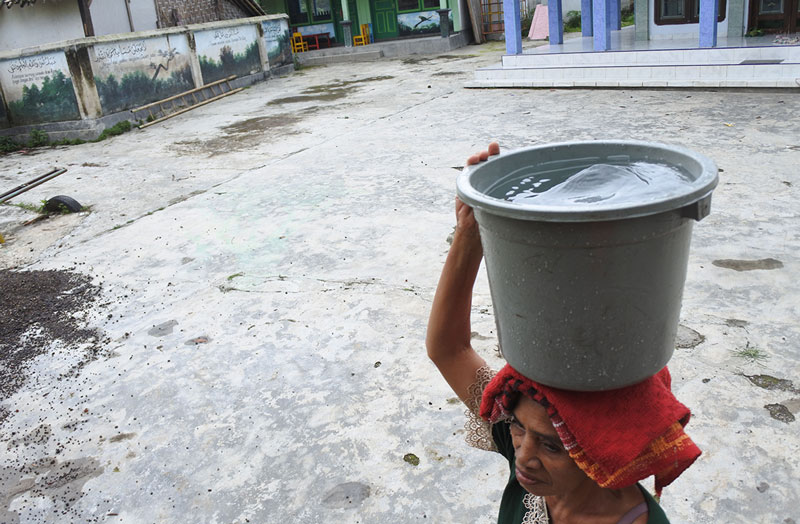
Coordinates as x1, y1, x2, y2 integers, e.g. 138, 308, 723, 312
94, 120, 132, 142
521, 12, 534, 36
746, 28, 765, 37
732, 342, 769, 363
2, 200, 45, 213
564, 10, 582, 32
0, 136, 19, 153
621, 7, 635, 26
28, 129, 49, 148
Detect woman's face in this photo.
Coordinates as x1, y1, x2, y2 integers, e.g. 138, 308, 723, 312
509, 395, 593, 497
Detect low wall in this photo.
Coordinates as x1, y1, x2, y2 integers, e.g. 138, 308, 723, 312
0, 15, 292, 141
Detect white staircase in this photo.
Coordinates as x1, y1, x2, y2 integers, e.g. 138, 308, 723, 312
468, 44, 800, 88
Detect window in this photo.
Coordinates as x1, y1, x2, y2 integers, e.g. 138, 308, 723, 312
655, 0, 726, 24
397, 0, 440, 12
288, 0, 332, 24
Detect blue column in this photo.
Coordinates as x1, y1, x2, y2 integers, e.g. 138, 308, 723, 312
548, 0, 564, 44
581, 0, 593, 36
592, 0, 610, 50
610, 0, 621, 29
503, 0, 522, 54
699, 0, 718, 47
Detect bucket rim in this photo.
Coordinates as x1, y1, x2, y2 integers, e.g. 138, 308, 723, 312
456, 140, 719, 222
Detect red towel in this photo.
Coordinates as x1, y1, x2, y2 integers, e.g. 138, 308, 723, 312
480, 364, 701, 495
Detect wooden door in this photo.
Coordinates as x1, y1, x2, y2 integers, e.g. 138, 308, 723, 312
372, 0, 399, 39
749, 0, 799, 32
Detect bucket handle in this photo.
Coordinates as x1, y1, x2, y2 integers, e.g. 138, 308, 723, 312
681, 192, 713, 221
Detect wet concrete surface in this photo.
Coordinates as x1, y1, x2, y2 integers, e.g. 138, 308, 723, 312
0, 42, 799, 523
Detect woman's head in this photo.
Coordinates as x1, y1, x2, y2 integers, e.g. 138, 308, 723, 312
480, 364, 701, 496
509, 395, 596, 497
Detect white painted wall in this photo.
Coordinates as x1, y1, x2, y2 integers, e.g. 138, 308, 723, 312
129, 0, 159, 31
648, 0, 729, 38
0, 2, 84, 51
539, 0, 633, 21
91, 0, 159, 35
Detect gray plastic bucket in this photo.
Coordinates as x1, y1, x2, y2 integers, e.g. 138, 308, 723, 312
456, 140, 718, 391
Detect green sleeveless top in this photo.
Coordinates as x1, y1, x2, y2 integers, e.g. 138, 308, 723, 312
492, 422, 671, 524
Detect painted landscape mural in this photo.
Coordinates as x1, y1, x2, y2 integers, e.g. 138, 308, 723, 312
0, 51, 80, 125
262, 19, 292, 68
195, 25, 262, 84
0, 90, 7, 127
91, 35, 194, 114
397, 11, 453, 36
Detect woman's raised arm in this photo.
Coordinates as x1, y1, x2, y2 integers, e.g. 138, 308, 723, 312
426, 143, 500, 403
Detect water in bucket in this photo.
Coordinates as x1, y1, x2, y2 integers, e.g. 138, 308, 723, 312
492, 161, 694, 208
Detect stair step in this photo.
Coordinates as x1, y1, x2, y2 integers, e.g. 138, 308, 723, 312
502, 45, 800, 69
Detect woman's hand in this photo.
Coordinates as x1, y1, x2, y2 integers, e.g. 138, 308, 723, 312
426, 142, 501, 403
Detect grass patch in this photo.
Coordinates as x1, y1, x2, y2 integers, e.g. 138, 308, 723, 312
732, 342, 769, 363
94, 120, 132, 142
0, 121, 132, 154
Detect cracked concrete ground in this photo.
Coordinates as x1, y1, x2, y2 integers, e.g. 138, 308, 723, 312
0, 41, 799, 523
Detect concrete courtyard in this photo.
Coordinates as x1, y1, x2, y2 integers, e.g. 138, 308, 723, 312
0, 42, 798, 523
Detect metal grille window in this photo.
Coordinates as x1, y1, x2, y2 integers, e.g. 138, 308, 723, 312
397, 0, 439, 12
655, 0, 726, 23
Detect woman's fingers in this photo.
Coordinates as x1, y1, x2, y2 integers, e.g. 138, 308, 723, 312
466, 142, 501, 165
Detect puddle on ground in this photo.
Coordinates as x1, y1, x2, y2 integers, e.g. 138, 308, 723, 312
712, 258, 783, 271
764, 403, 795, 423
431, 71, 466, 77
108, 432, 136, 443
402, 54, 477, 64
744, 374, 798, 392
676, 324, 705, 349
147, 319, 178, 337
268, 90, 349, 105
172, 109, 316, 157
322, 482, 370, 508
304, 75, 395, 92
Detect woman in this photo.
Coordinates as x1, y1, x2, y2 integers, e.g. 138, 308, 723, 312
426, 143, 701, 524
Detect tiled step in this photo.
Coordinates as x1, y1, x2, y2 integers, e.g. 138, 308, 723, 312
501, 45, 800, 69
467, 61, 800, 88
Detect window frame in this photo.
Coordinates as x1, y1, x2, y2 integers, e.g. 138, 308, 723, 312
287, 0, 334, 26
396, 0, 440, 14
654, 0, 727, 24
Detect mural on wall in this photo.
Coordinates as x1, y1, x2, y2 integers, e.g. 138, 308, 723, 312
0, 51, 80, 126
195, 25, 262, 84
262, 19, 292, 68
91, 35, 194, 114
397, 11, 453, 36
295, 23, 336, 37
0, 89, 7, 127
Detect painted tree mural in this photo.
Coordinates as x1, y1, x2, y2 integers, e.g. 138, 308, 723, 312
6, 70, 80, 125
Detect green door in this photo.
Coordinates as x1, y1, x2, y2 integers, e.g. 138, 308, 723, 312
372, 0, 398, 39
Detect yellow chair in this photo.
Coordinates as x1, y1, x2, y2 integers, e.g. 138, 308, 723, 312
291, 32, 308, 53
353, 24, 370, 46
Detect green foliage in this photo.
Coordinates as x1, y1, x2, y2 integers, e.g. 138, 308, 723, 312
94, 120, 132, 142
199, 41, 261, 84
0, 136, 19, 153
521, 12, 534, 36
564, 10, 582, 32
2, 200, 44, 213
95, 66, 194, 114
732, 342, 769, 363
746, 28, 765, 37
621, 7, 634, 26
7, 70, 80, 126
29, 129, 49, 148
